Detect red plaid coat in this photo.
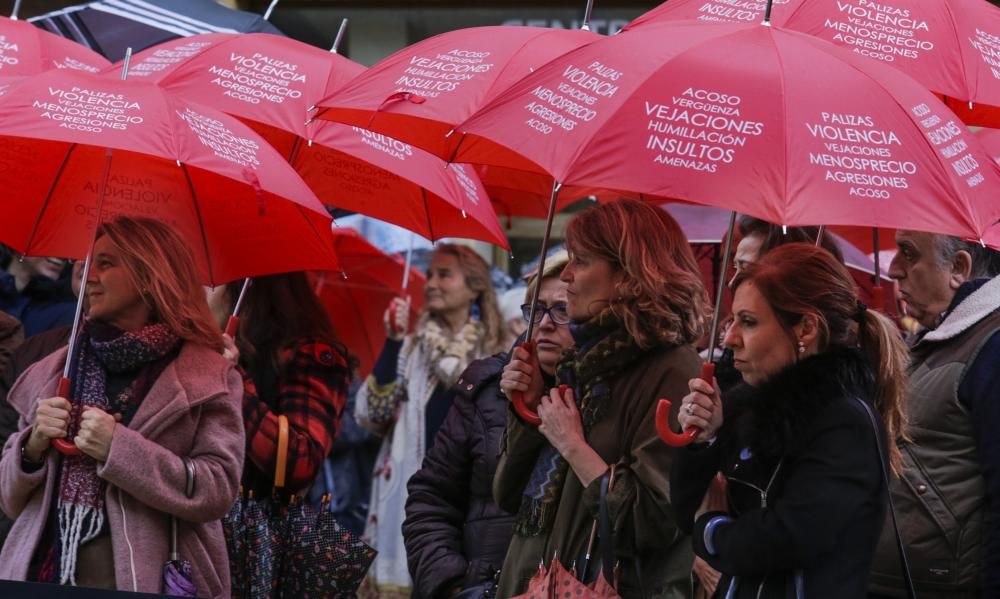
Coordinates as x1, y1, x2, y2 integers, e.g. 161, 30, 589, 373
241, 337, 350, 492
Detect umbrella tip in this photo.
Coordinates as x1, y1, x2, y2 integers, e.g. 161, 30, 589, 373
981, 238, 986, 248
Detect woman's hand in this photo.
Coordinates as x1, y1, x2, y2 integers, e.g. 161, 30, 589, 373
679, 376, 724, 442
221, 333, 240, 364
76, 407, 119, 463
383, 296, 411, 341
537, 386, 585, 456
693, 557, 721, 597
24, 396, 72, 461
500, 346, 544, 408
695, 473, 729, 521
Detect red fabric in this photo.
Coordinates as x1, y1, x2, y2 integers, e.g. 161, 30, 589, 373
0, 16, 109, 77
0, 69, 339, 285
312, 230, 425, 378
242, 338, 350, 493
455, 21, 1000, 241
314, 26, 600, 159
626, 0, 1000, 126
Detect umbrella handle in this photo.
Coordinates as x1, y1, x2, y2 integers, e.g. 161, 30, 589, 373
510, 341, 544, 426
52, 377, 82, 457
656, 362, 715, 447
225, 315, 240, 338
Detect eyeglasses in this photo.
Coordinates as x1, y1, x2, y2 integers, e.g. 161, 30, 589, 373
520, 302, 570, 325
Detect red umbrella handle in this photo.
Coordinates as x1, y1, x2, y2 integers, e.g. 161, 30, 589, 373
510, 341, 542, 426
224, 315, 240, 338
656, 362, 715, 447
51, 377, 82, 457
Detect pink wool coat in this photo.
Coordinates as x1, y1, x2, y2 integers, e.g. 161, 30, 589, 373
0, 341, 245, 598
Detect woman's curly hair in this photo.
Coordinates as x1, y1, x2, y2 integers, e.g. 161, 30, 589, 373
564, 199, 709, 349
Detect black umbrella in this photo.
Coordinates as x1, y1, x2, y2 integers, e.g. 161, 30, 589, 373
28, 0, 283, 61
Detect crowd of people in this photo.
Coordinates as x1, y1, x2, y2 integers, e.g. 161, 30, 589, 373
0, 197, 997, 599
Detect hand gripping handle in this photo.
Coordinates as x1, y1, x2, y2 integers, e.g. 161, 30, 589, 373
51, 377, 82, 456
656, 362, 715, 447
224, 315, 240, 338
510, 341, 543, 426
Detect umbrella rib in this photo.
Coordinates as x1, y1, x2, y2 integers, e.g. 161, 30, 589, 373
293, 201, 335, 267
181, 164, 217, 286
24, 143, 78, 256
421, 187, 435, 242
939, 2, 974, 103
770, 28, 792, 226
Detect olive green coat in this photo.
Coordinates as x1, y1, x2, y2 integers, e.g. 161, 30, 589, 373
493, 343, 701, 598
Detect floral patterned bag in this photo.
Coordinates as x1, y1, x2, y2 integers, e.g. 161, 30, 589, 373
224, 415, 377, 598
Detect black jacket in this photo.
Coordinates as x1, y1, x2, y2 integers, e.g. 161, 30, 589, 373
672, 348, 887, 599
403, 353, 515, 598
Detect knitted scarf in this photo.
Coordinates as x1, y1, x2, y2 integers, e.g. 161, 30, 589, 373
513, 313, 646, 536
56, 320, 180, 585
415, 316, 485, 388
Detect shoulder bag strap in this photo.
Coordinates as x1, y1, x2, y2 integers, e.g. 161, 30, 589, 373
170, 458, 196, 561
274, 414, 290, 489
852, 398, 917, 599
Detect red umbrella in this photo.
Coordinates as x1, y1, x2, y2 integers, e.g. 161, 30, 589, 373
625, 0, 1000, 128
454, 20, 1000, 241
112, 32, 365, 144
0, 67, 340, 455
663, 203, 899, 316
310, 25, 601, 159
452, 18, 1000, 441
0, 15, 111, 76
121, 33, 509, 248
295, 122, 509, 248
312, 228, 425, 378
0, 68, 339, 285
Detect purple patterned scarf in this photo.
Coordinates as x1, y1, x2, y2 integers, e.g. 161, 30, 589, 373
57, 319, 180, 585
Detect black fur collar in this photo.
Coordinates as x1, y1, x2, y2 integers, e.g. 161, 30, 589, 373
729, 347, 876, 460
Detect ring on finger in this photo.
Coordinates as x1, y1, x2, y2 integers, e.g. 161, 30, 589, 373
685, 404, 695, 415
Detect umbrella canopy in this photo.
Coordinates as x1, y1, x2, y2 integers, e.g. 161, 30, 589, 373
313, 228, 425, 378
0, 15, 109, 75
120, 33, 508, 247
626, 0, 1000, 127
29, 0, 283, 62
114, 32, 364, 138
452, 20, 1000, 241
312, 26, 601, 159
294, 122, 509, 248
0, 69, 338, 284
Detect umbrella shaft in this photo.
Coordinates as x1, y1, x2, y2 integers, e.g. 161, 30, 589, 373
525, 182, 562, 341
707, 212, 738, 360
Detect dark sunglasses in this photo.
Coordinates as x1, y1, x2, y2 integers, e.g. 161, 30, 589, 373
520, 302, 570, 325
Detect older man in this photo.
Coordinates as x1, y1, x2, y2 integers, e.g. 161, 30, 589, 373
869, 231, 1000, 598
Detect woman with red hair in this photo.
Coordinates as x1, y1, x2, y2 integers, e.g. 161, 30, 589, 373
0, 217, 243, 598
496, 198, 708, 597
672, 243, 908, 599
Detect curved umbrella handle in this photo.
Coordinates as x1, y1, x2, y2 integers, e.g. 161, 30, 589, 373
51, 377, 82, 457
510, 340, 542, 426
656, 362, 716, 447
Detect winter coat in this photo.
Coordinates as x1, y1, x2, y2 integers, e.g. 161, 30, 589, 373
672, 348, 887, 599
0, 272, 75, 338
0, 341, 245, 599
870, 276, 1000, 598
494, 343, 702, 598
403, 352, 514, 598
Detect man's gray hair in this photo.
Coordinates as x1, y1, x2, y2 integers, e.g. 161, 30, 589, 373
935, 235, 1000, 278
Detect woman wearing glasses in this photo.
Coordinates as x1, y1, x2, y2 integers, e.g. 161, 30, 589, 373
494, 199, 709, 598
402, 252, 572, 599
